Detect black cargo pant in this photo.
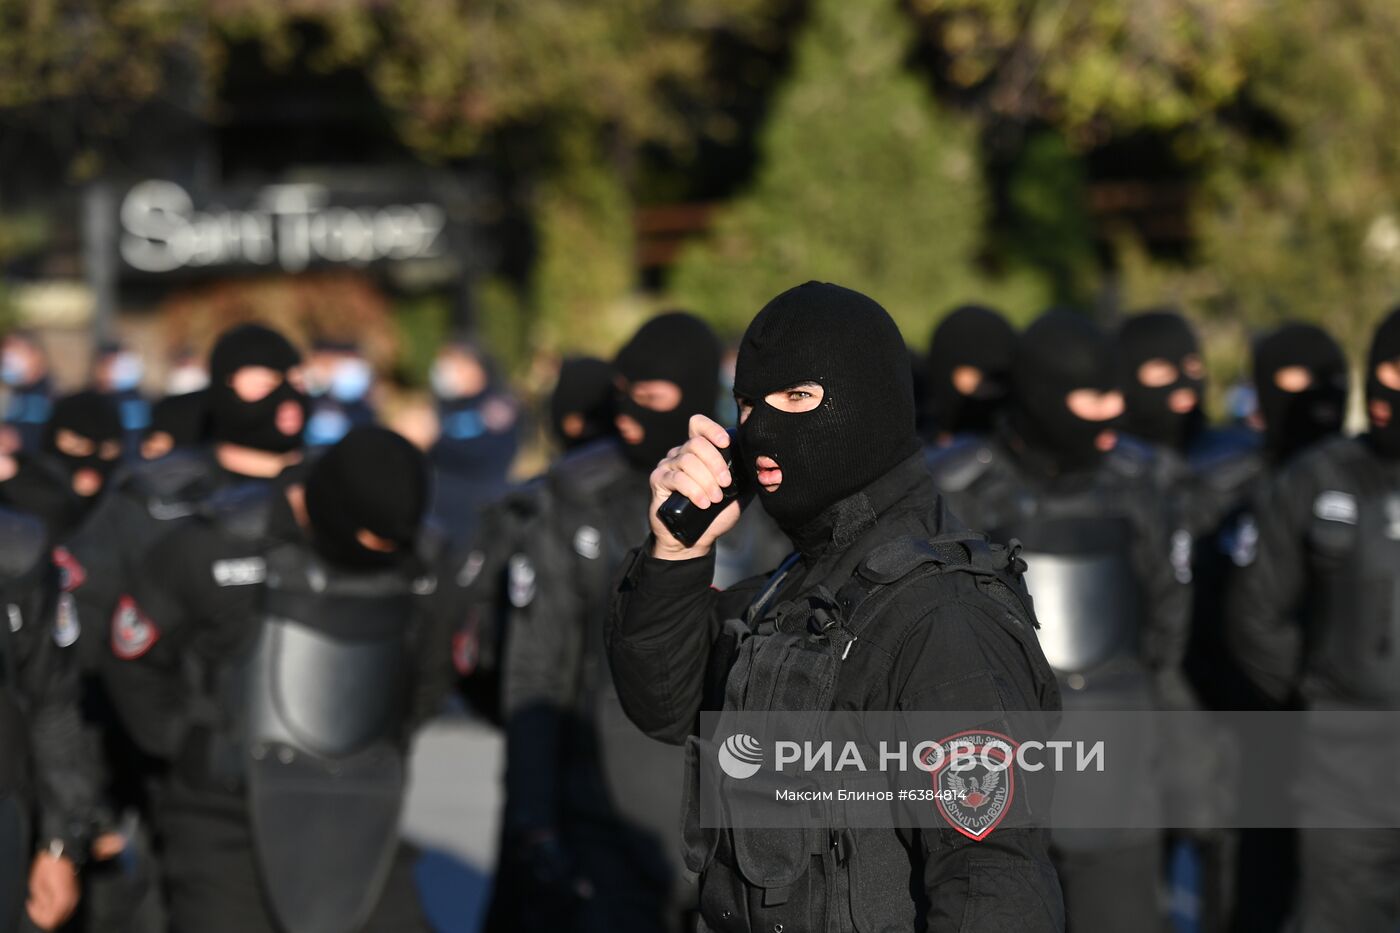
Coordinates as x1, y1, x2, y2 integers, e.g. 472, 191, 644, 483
159, 797, 429, 933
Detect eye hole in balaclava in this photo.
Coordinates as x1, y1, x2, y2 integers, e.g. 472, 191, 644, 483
612, 312, 721, 471
1010, 308, 1121, 473
1114, 309, 1205, 452
926, 304, 1016, 439
1366, 305, 1400, 459
1251, 322, 1348, 461
44, 390, 124, 496
207, 324, 308, 454
304, 426, 430, 569
733, 282, 918, 534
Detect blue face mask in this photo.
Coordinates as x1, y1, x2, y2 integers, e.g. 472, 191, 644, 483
109, 353, 144, 392
305, 408, 352, 446
329, 358, 373, 403
2, 350, 27, 387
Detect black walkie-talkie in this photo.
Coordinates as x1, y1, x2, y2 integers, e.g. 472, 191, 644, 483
656, 428, 746, 548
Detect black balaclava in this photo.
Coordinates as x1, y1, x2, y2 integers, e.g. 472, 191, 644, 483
734, 282, 918, 532
207, 324, 308, 454
1252, 322, 1348, 461
1366, 306, 1400, 458
150, 389, 209, 449
1010, 308, 1118, 473
613, 312, 721, 471
1115, 308, 1205, 452
549, 356, 617, 450
43, 390, 123, 494
926, 304, 1016, 438
304, 426, 430, 569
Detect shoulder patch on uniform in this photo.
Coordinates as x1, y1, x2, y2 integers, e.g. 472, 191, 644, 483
456, 551, 485, 588
453, 617, 480, 677
573, 525, 602, 560
53, 593, 80, 648
111, 595, 159, 660
7, 603, 21, 633
211, 557, 266, 587
507, 554, 536, 608
1313, 490, 1357, 525
52, 546, 86, 592
1223, 513, 1259, 567
1170, 529, 1193, 584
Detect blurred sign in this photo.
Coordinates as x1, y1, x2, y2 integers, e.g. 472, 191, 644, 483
118, 180, 448, 275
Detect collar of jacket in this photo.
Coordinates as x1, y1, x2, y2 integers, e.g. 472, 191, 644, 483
782, 451, 932, 559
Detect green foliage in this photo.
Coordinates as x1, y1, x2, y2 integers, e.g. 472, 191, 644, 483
1116, 0, 1400, 358
909, 0, 1249, 145
669, 0, 1046, 341
392, 292, 451, 387
1000, 131, 1096, 304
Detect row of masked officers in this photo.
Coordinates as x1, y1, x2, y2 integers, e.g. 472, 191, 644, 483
5, 282, 1400, 933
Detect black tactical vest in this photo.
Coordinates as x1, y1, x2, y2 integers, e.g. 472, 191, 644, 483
1302, 447, 1400, 707
684, 534, 1042, 933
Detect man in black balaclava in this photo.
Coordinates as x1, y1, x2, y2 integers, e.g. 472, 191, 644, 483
925, 303, 1017, 445
926, 306, 1192, 933
1227, 306, 1400, 933
489, 310, 728, 933
304, 426, 428, 569
103, 426, 446, 933
1116, 309, 1207, 452
609, 283, 1064, 932
613, 312, 722, 470
60, 324, 308, 933
1251, 323, 1349, 463
0, 391, 123, 540
549, 356, 616, 451
142, 389, 209, 460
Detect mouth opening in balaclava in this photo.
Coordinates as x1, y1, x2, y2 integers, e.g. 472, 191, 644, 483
303, 426, 430, 569
1114, 308, 1205, 452
733, 282, 918, 533
207, 324, 308, 454
44, 390, 124, 495
1366, 305, 1400, 459
926, 304, 1016, 439
1252, 322, 1348, 461
612, 312, 721, 471
1009, 308, 1118, 473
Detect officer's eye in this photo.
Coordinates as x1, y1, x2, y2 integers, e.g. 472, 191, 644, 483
786, 390, 811, 402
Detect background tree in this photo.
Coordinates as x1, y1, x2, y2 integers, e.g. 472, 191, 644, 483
668, 0, 1045, 340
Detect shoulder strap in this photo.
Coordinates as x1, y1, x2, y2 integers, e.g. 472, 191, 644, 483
742, 551, 802, 628
827, 532, 1037, 661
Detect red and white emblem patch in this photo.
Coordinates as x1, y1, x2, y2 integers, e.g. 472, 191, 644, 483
111, 595, 159, 660
452, 615, 480, 677
52, 547, 86, 593
922, 730, 1018, 841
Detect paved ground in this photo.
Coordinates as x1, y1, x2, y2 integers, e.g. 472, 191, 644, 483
401, 714, 503, 933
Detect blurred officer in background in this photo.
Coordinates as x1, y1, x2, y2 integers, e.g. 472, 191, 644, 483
303, 339, 377, 448
610, 283, 1062, 933
68, 323, 308, 634
101, 427, 450, 933
493, 312, 725, 933
0, 392, 123, 543
1227, 305, 1400, 933
427, 340, 520, 547
1178, 323, 1349, 933
549, 356, 616, 452
140, 390, 208, 462
0, 506, 95, 933
92, 343, 151, 461
924, 304, 1017, 447
0, 333, 52, 455
447, 354, 621, 725
928, 308, 1190, 933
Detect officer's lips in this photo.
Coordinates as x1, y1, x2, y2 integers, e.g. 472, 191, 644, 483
276, 400, 304, 435
756, 455, 782, 492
